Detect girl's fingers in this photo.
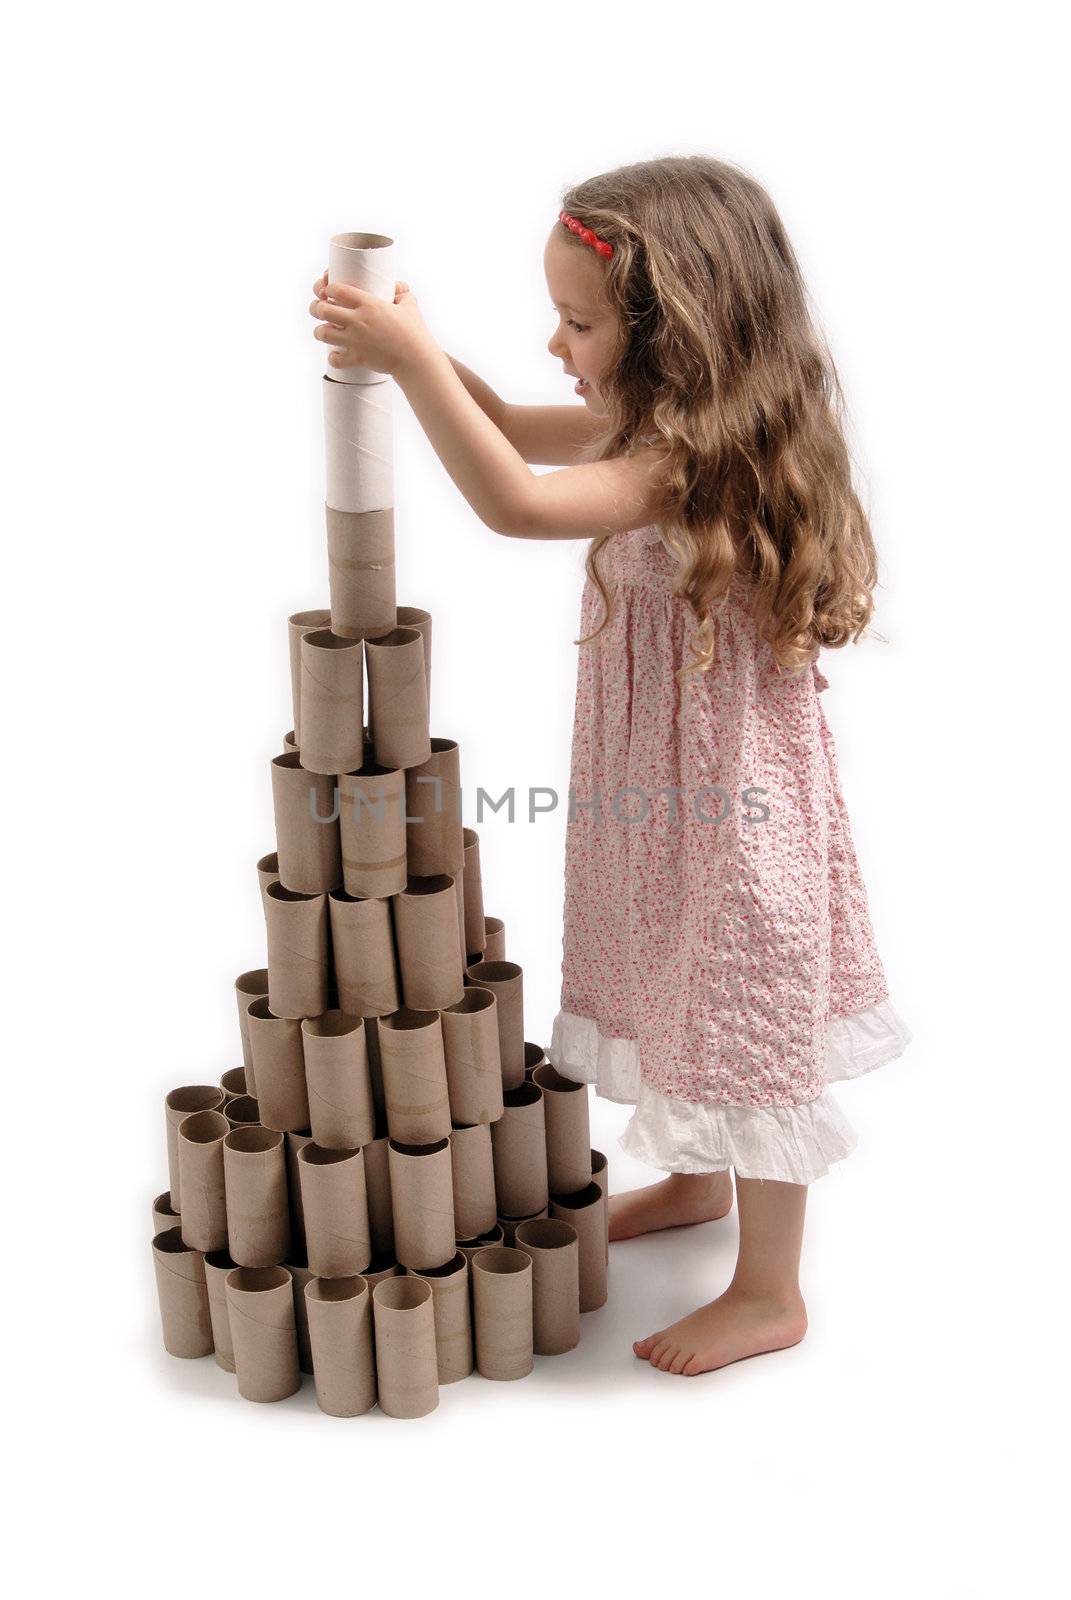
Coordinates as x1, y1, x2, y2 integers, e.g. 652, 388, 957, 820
313, 323, 349, 346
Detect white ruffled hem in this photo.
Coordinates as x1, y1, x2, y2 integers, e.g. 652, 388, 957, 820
546, 999, 913, 1185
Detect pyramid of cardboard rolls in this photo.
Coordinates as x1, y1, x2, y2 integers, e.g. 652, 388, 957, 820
150, 232, 609, 1418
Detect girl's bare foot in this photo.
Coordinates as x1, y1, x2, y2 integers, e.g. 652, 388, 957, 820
633, 1284, 807, 1375
608, 1171, 733, 1241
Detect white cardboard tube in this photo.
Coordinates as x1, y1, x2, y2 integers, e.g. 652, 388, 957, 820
323, 375, 393, 512
325, 231, 396, 386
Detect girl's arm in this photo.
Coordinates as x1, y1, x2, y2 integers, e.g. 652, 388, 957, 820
447, 355, 610, 466
399, 345, 666, 540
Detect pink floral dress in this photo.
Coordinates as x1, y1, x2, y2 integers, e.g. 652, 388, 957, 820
547, 524, 912, 1183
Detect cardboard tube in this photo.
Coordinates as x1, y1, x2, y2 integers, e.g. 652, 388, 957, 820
285, 1132, 312, 1254
524, 1042, 547, 1081
225, 1266, 301, 1402
387, 1138, 455, 1271
440, 989, 504, 1126
364, 627, 431, 770
361, 1133, 395, 1257
165, 1085, 225, 1211
235, 969, 269, 1084
464, 961, 524, 1089
590, 1148, 609, 1265
372, 1275, 438, 1419
224, 1126, 290, 1268
282, 731, 298, 754
177, 1109, 230, 1252
297, 628, 364, 777
265, 883, 328, 1020
449, 1122, 497, 1241
393, 875, 464, 1012
151, 1190, 179, 1235
326, 505, 396, 640
257, 852, 280, 913
306, 1276, 376, 1416
224, 1093, 260, 1128
471, 1247, 533, 1381
497, 1208, 549, 1247
404, 739, 463, 877
378, 1008, 451, 1144
247, 999, 310, 1132
288, 609, 332, 743
490, 1082, 548, 1218
271, 753, 342, 893
323, 375, 393, 512
407, 1251, 472, 1383
298, 1143, 371, 1278
328, 890, 400, 1016
532, 1063, 592, 1197
152, 1228, 212, 1358
203, 1248, 238, 1371
284, 1250, 315, 1374
301, 1011, 375, 1149
338, 763, 406, 899
364, 1016, 387, 1124
455, 1224, 504, 1267
514, 1218, 580, 1355
460, 828, 486, 960
482, 918, 505, 962
325, 231, 396, 383
549, 1183, 608, 1312
361, 1254, 403, 1293
219, 1067, 247, 1102
395, 606, 432, 709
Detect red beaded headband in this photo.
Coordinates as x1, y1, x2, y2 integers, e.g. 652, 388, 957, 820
559, 209, 614, 259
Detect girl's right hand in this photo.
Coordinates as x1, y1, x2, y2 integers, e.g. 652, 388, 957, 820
311, 267, 329, 301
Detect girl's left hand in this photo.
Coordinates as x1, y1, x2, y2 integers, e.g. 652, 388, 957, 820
309, 278, 433, 379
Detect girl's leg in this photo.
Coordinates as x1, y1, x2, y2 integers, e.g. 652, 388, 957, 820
608, 1170, 733, 1241
633, 1175, 809, 1375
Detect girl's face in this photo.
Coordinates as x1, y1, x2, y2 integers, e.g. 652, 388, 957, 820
544, 226, 620, 416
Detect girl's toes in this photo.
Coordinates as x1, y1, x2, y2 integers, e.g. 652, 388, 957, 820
668, 1349, 691, 1375
633, 1331, 664, 1359
682, 1355, 706, 1376
655, 1343, 679, 1371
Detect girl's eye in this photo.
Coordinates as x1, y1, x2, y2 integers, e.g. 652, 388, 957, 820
567, 319, 589, 333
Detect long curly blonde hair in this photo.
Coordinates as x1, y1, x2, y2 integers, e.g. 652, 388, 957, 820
562, 155, 883, 681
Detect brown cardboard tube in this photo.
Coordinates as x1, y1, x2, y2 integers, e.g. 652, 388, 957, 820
455, 1224, 504, 1266
297, 1143, 371, 1278
177, 1109, 230, 1252
549, 1183, 608, 1312
328, 890, 400, 1016
490, 1082, 548, 1218
449, 1122, 497, 1241
392, 875, 464, 1012
464, 961, 524, 1089
299, 628, 365, 776
378, 1008, 451, 1144
224, 1093, 261, 1128
265, 883, 328, 1020
471, 1246, 533, 1381
282, 730, 299, 754
482, 918, 505, 962
532, 1063, 592, 1197
257, 852, 280, 914
371, 1275, 438, 1419
152, 1191, 180, 1235
406, 1251, 472, 1383
301, 1011, 375, 1149
203, 1248, 238, 1371
590, 1148, 609, 1265
387, 1137, 456, 1271
524, 1042, 547, 1081
306, 1276, 377, 1416
288, 609, 332, 744
404, 739, 463, 876
323, 372, 393, 509
364, 626, 431, 770
219, 1067, 247, 1102
453, 871, 466, 979
363, 1016, 387, 1125
271, 753, 343, 894
497, 1208, 549, 1247
284, 1249, 315, 1374
514, 1218, 580, 1355
225, 1266, 301, 1402
361, 1254, 403, 1293
152, 1227, 213, 1358
247, 998, 310, 1132
326, 505, 396, 640
285, 1132, 312, 1254
338, 762, 407, 900
361, 1133, 395, 1257
441, 989, 504, 1126
460, 828, 486, 959
395, 606, 432, 708
165, 1085, 225, 1210
235, 969, 269, 1086
224, 1126, 290, 1268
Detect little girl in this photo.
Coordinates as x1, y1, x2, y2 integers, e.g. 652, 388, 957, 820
310, 154, 913, 1378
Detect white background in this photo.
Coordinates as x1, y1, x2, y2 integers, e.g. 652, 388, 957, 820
5, 2, 1065, 1594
